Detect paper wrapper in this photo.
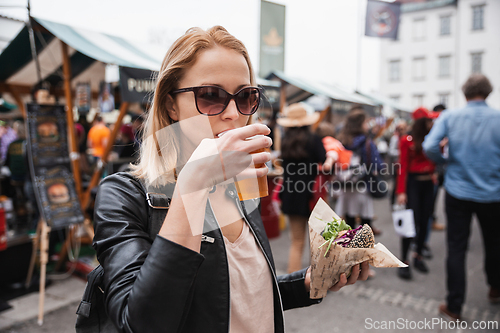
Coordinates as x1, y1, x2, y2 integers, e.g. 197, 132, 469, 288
309, 198, 407, 299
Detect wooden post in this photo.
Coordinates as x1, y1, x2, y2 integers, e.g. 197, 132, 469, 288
61, 41, 83, 205
82, 102, 130, 210
25, 219, 42, 288
6, 85, 26, 118
38, 220, 50, 325
311, 105, 331, 132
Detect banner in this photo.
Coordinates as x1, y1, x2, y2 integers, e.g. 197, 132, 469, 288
76, 82, 91, 113
26, 103, 84, 229
119, 66, 157, 103
365, 0, 401, 39
259, 0, 286, 78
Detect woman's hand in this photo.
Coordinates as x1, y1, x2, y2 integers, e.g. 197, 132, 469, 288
396, 193, 407, 206
304, 261, 370, 293
177, 124, 272, 194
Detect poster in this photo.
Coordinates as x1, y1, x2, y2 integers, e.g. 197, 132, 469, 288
76, 82, 91, 113
259, 0, 286, 78
365, 0, 401, 39
26, 103, 84, 229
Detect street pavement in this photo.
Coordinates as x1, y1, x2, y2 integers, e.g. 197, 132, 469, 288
1, 188, 499, 332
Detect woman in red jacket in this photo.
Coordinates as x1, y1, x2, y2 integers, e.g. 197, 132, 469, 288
397, 107, 437, 280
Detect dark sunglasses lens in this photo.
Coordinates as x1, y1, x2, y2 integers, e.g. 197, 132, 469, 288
236, 88, 260, 115
196, 87, 228, 115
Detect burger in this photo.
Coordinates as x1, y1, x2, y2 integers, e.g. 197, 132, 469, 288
47, 183, 70, 204
319, 217, 375, 255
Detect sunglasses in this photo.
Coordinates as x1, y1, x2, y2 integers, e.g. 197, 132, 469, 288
170, 85, 261, 116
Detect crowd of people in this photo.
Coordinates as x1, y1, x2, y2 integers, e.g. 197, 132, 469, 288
1, 26, 497, 331
275, 73, 499, 323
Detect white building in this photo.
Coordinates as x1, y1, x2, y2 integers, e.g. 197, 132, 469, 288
379, 0, 500, 111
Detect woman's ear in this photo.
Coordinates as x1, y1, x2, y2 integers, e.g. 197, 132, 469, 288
166, 94, 179, 121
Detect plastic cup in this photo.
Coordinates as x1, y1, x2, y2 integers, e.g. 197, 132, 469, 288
234, 145, 269, 201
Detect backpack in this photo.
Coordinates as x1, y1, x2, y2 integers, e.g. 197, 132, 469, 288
333, 145, 366, 189
333, 139, 388, 198
75, 187, 171, 333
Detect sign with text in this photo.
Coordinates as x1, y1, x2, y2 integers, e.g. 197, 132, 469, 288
119, 66, 157, 103
26, 103, 84, 229
259, 0, 286, 78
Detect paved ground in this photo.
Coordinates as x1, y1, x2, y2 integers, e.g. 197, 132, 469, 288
1, 188, 499, 332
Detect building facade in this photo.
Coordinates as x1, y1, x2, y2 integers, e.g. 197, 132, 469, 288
380, 0, 500, 110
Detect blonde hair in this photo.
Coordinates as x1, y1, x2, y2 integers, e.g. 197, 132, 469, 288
131, 26, 256, 186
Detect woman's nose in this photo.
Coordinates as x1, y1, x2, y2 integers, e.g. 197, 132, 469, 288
221, 99, 239, 120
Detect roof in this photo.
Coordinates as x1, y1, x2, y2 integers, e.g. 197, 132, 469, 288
267, 70, 375, 106
0, 16, 162, 92
401, 0, 457, 13
356, 90, 412, 113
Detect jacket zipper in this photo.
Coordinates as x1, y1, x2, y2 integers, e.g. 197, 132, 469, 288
233, 198, 286, 329
206, 200, 231, 333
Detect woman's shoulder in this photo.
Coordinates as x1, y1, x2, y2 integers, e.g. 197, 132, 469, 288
97, 172, 146, 199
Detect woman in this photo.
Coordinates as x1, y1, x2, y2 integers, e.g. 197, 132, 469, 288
396, 107, 437, 280
278, 103, 332, 273
335, 107, 384, 234
93, 26, 368, 332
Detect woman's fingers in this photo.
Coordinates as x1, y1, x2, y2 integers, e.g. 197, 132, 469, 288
346, 264, 360, 285
242, 135, 273, 153
251, 151, 272, 165
358, 261, 370, 281
329, 273, 347, 292
231, 123, 271, 140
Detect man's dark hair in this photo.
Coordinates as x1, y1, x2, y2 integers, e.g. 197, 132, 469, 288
433, 104, 446, 112
462, 74, 493, 100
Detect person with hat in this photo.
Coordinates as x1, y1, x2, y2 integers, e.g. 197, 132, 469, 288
396, 106, 437, 280
277, 102, 329, 273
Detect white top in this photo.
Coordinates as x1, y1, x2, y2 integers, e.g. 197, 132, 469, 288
223, 222, 274, 333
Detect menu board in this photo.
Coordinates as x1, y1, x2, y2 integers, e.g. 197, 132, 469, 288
26, 103, 84, 229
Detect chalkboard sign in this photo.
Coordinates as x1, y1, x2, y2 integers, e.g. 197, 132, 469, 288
26, 103, 84, 229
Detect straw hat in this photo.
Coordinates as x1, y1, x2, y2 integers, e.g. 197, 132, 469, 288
277, 103, 320, 127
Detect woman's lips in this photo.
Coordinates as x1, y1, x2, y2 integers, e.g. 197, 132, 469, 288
216, 129, 234, 138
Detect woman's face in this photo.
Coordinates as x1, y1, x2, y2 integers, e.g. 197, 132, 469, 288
168, 46, 251, 142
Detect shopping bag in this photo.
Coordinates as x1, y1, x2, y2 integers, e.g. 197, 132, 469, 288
392, 208, 416, 238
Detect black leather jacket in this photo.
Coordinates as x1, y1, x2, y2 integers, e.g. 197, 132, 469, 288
93, 172, 321, 333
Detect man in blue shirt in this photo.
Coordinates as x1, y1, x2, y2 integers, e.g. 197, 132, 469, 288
423, 74, 500, 320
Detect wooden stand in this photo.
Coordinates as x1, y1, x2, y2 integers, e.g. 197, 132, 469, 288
24, 219, 51, 325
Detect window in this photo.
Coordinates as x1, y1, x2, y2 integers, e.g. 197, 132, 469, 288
471, 52, 483, 73
438, 93, 450, 107
413, 57, 426, 80
439, 55, 451, 78
440, 16, 451, 35
390, 95, 401, 103
472, 5, 485, 30
413, 18, 426, 40
389, 60, 401, 82
413, 94, 425, 108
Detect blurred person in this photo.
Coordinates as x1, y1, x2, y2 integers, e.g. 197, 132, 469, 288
388, 121, 406, 205
396, 107, 438, 280
278, 103, 328, 273
423, 74, 500, 320
91, 26, 369, 333
87, 115, 111, 161
5, 121, 39, 228
427, 104, 447, 232
115, 123, 138, 159
335, 106, 384, 236
6, 121, 28, 217
0, 121, 18, 165
98, 83, 115, 113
